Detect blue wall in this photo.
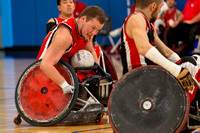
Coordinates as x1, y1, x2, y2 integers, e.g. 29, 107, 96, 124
0, 0, 13, 47
176, 0, 187, 11
0, 0, 187, 48
11, 0, 59, 46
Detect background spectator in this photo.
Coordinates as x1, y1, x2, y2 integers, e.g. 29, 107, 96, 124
166, 0, 200, 57
46, 0, 76, 34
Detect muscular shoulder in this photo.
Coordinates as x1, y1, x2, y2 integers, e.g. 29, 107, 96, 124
126, 14, 146, 29
53, 24, 73, 46
125, 14, 147, 36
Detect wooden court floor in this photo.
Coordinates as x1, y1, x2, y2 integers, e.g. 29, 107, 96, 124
0, 50, 200, 133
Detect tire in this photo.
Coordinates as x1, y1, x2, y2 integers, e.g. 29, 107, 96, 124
15, 60, 79, 126
108, 66, 189, 133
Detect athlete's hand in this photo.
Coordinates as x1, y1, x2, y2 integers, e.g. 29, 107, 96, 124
176, 68, 194, 90
62, 84, 75, 94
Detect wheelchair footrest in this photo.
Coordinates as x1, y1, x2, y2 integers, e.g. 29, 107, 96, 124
64, 103, 106, 122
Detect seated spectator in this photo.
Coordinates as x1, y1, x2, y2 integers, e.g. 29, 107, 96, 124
160, 0, 182, 45
162, 0, 182, 29
154, 1, 168, 41
166, 0, 200, 57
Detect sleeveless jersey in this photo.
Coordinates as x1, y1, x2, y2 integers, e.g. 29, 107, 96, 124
54, 18, 65, 25
164, 9, 178, 28
37, 18, 88, 62
120, 11, 156, 74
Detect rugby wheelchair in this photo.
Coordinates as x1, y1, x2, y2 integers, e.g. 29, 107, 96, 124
108, 66, 200, 133
14, 50, 118, 126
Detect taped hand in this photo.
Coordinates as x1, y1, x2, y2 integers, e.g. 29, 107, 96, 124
176, 68, 194, 90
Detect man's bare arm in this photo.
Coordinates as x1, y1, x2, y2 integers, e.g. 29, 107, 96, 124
40, 25, 72, 85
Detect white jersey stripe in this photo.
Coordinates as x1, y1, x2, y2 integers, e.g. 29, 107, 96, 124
39, 26, 58, 60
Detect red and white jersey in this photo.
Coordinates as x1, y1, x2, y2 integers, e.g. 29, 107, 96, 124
120, 11, 156, 74
37, 18, 88, 62
54, 18, 65, 25
164, 9, 178, 28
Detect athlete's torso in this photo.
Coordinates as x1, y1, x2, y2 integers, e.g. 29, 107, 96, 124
120, 11, 156, 74
37, 18, 88, 61
164, 9, 178, 28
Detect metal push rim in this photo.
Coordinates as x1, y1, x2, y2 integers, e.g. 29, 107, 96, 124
15, 60, 79, 126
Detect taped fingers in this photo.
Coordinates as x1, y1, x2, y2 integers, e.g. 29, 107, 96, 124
176, 68, 194, 90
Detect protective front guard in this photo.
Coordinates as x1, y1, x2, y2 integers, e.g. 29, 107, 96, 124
108, 66, 190, 133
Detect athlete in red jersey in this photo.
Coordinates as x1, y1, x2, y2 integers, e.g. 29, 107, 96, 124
121, 0, 194, 94
38, 6, 106, 94
163, 0, 182, 28
166, 0, 200, 56
46, 0, 99, 55
46, 0, 76, 34
121, 11, 156, 74
164, 9, 181, 28
37, 18, 88, 61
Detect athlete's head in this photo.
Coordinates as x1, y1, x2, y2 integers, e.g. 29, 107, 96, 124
57, 0, 76, 18
135, 0, 164, 23
166, 0, 176, 9
78, 6, 106, 40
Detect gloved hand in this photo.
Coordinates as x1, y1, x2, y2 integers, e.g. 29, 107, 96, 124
176, 68, 194, 90
62, 84, 75, 94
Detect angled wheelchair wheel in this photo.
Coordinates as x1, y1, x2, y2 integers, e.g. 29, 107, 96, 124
15, 60, 79, 126
108, 66, 190, 133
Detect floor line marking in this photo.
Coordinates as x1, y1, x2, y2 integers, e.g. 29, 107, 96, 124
72, 127, 112, 133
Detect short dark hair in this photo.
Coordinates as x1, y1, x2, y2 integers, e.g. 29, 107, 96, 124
57, 0, 76, 6
135, 0, 162, 9
78, 6, 106, 24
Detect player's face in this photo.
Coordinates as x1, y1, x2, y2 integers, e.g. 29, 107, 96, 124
59, 0, 75, 17
80, 17, 104, 40
150, 1, 164, 23
166, 0, 176, 9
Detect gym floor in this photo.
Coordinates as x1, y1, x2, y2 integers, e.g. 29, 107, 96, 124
0, 49, 200, 133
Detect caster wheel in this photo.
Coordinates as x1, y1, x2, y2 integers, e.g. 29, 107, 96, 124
96, 114, 103, 125
14, 116, 22, 125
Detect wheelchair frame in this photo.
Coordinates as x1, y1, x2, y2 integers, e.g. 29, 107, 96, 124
14, 49, 117, 126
